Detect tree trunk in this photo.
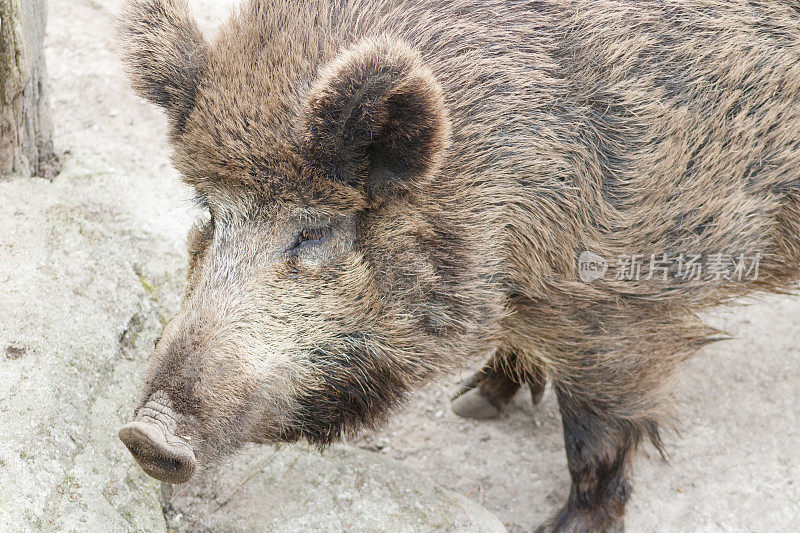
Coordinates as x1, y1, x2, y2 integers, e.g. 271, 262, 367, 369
0, 0, 57, 178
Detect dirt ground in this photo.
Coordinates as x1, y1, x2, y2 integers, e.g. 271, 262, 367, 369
44, 0, 800, 531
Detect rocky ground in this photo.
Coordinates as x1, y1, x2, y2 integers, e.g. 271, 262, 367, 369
1, 0, 798, 531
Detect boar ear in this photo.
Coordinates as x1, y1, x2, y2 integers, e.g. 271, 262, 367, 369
118, 0, 209, 132
301, 37, 450, 197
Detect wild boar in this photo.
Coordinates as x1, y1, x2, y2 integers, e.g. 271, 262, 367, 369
116, 0, 800, 531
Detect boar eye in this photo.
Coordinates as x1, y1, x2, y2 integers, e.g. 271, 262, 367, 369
289, 226, 332, 252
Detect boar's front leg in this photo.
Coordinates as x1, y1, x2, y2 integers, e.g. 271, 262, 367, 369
536, 387, 638, 533
451, 348, 547, 419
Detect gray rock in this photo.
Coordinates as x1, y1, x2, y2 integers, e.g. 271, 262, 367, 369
0, 168, 182, 532
166, 444, 506, 532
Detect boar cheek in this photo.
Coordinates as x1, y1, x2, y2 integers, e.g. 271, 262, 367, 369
287, 340, 408, 445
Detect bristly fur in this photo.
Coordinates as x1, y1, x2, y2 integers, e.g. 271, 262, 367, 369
118, 1, 800, 531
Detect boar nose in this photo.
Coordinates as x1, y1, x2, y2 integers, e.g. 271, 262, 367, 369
119, 421, 196, 483
118, 391, 197, 483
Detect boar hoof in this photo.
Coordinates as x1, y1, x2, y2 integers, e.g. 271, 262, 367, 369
535, 506, 625, 533
451, 386, 502, 419
534, 520, 624, 533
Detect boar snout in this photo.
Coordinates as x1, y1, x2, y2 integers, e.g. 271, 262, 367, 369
118, 391, 196, 483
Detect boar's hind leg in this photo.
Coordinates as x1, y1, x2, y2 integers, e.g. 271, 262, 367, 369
450, 350, 518, 419
526, 360, 547, 405
451, 349, 547, 419
537, 387, 651, 533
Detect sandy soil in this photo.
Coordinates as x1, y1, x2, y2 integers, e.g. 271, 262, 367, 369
43, 0, 800, 530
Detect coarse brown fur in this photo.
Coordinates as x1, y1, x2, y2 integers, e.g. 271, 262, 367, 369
119, 1, 800, 530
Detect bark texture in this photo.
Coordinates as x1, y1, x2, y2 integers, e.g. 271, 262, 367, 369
0, 0, 57, 178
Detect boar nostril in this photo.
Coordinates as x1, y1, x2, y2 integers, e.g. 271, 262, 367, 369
118, 420, 197, 484
154, 455, 181, 472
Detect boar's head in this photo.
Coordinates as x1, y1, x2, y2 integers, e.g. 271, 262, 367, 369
116, 0, 503, 483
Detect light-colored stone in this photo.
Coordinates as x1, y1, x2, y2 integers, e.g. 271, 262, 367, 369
0, 168, 184, 532
166, 444, 506, 533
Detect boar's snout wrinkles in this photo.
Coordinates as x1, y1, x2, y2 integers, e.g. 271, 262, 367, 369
119, 0, 800, 530
119, 391, 197, 484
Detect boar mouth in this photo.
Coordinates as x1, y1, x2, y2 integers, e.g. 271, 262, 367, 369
118, 391, 197, 484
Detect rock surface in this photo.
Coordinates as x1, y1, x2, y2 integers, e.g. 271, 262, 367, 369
0, 168, 180, 532
165, 444, 506, 532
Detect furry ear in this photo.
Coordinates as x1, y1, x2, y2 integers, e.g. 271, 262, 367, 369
118, 0, 209, 132
301, 37, 449, 197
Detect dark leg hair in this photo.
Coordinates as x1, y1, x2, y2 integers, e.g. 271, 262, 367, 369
537, 386, 651, 533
